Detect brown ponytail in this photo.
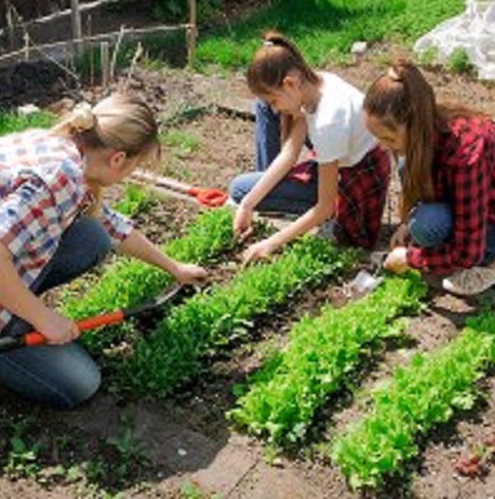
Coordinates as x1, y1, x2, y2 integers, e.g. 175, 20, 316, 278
364, 60, 436, 218
247, 31, 319, 97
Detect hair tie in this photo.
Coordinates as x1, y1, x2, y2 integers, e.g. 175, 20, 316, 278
71, 102, 95, 132
387, 67, 402, 81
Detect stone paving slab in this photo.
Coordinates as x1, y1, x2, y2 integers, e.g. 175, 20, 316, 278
228, 460, 329, 499
189, 435, 258, 496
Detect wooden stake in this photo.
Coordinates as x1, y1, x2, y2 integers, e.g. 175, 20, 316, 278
71, 0, 83, 56
5, 1, 16, 50
187, 0, 197, 68
100, 41, 110, 90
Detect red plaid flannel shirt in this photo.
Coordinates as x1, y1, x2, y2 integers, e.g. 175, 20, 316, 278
0, 129, 133, 332
407, 117, 495, 274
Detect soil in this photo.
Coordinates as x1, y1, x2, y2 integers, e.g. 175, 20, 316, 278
2, 12, 495, 499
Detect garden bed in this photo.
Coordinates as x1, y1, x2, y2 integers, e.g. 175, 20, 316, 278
1, 49, 495, 499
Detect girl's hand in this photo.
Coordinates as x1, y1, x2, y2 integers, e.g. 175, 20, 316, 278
35, 309, 80, 345
234, 205, 254, 241
390, 223, 410, 248
174, 262, 208, 286
242, 239, 278, 265
383, 247, 409, 274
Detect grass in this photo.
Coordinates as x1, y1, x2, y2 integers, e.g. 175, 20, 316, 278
0, 111, 55, 136
161, 129, 201, 157
196, 0, 465, 69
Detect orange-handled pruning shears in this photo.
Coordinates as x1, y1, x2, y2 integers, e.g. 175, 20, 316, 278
0, 283, 188, 353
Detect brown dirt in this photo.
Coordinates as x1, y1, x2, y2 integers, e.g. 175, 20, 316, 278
2, 38, 495, 499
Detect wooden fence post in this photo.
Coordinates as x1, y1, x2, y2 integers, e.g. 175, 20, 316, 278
71, 0, 83, 56
100, 41, 110, 90
187, 0, 197, 68
5, 1, 16, 51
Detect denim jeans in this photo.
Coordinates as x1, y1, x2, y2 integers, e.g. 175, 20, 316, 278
408, 202, 495, 264
229, 169, 319, 215
0, 216, 112, 408
254, 99, 314, 171
255, 99, 281, 171
231, 100, 319, 214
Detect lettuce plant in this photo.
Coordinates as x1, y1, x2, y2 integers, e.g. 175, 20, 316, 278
118, 236, 357, 396
62, 208, 236, 348
229, 273, 426, 445
332, 312, 495, 489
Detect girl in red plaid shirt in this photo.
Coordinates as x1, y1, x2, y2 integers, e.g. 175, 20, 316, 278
0, 94, 207, 408
229, 31, 391, 263
364, 60, 495, 295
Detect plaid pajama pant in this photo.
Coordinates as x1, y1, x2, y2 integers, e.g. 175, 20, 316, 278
335, 146, 391, 249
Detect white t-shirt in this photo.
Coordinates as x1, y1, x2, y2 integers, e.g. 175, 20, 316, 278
305, 72, 377, 167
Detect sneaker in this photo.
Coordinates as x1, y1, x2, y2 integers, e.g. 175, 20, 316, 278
224, 196, 238, 208
442, 263, 495, 296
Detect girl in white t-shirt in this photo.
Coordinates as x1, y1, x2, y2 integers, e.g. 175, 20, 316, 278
229, 31, 391, 263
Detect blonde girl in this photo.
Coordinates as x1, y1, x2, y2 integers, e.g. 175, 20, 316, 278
0, 94, 207, 408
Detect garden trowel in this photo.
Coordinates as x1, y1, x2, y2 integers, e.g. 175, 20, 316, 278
348, 251, 387, 296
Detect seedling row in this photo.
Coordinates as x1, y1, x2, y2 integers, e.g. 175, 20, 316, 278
64, 207, 495, 492
228, 273, 427, 446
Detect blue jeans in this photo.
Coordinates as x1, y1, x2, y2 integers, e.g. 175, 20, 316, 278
254, 99, 314, 171
0, 216, 112, 408
229, 169, 319, 215
408, 203, 495, 264
255, 99, 281, 171
231, 99, 318, 214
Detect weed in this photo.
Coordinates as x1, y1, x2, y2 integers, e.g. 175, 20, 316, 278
113, 184, 153, 217
161, 129, 201, 157
447, 48, 475, 75
181, 480, 223, 499
4, 417, 42, 479
85, 414, 151, 489
417, 47, 439, 68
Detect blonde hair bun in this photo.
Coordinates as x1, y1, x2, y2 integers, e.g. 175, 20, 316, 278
70, 102, 95, 132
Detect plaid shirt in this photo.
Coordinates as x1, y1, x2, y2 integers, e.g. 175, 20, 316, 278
0, 129, 133, 332
407, 117, 495, 274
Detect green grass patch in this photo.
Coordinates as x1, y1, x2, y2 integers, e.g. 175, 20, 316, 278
197, 0, 464, 69
113, 184, 154, 217
161, 129, 201, 157
0, 111, 55, 136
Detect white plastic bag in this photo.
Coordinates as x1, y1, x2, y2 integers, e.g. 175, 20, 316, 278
414, 0, 495, 79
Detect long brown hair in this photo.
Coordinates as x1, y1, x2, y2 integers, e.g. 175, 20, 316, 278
364, 60, 436, 218
364, 60, 489, 218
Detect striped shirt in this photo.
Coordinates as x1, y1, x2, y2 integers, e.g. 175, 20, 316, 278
407, 117, 495, 274
0, 129, 133, 332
